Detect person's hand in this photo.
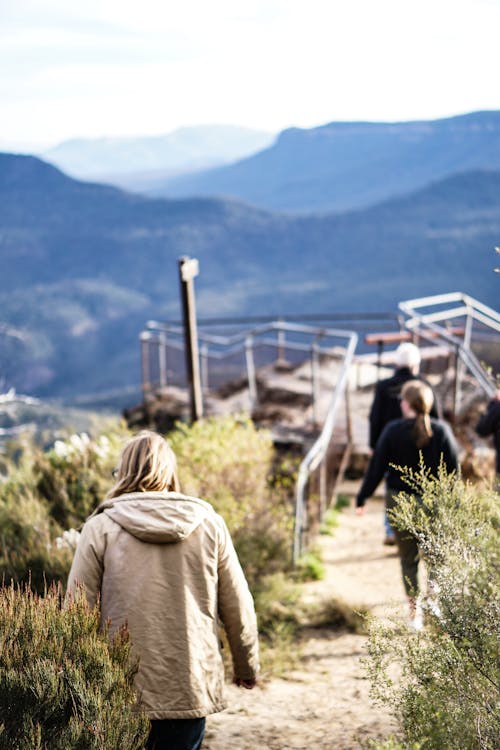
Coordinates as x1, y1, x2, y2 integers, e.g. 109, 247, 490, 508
355, 506, 365, 516
233, 676, 257, 689
494, 389, 500, 401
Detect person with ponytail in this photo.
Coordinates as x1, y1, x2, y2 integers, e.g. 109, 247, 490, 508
356, 380, 459, 628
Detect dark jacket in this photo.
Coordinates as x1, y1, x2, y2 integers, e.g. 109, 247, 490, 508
475, 399, 500, 474
357, 417, 459, 507
369, 367, 440, 449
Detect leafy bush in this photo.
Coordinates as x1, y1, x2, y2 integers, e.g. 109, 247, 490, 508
34, 429, 126, 528
0, 416, 303, 677
0, 480, 72, 591
0, 427, 128, 591
170, 415, 295, 587
366, 469, 499, 750
293, 547, 325, 581
0, 584, 149, 749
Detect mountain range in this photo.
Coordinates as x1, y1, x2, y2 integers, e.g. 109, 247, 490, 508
145, 111, 500, 214
0, 150, 498, 401
41, 125, 275, 184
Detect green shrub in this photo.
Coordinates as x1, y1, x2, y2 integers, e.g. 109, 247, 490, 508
335, 493, 351, 510
319, 506, 340, 535
293, 547, 325, 581
169, 415, 295, 586
34, 429, 126, 528
0, 426, 127, 591
0, 416, 302, 677
0, 584, 149, 749
0, 481, 72, 590
366, 469, 499, 750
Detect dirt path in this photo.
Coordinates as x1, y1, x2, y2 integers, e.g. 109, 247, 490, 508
204, 486, 407, 749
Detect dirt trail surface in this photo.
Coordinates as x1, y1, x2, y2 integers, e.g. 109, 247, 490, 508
204, 486, 407, 750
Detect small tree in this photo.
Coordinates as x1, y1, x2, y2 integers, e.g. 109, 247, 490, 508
0, 584, 149, 749
366, 469, 499, 750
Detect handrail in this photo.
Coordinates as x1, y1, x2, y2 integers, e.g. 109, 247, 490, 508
293, 330, 358, 563
399, 293, 499, 399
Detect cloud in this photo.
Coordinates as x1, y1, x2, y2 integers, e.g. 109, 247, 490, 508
1, 0, 500, 146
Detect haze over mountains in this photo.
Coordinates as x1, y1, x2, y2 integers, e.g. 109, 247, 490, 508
41, 125, 275, 185
144, 111, 500, 214
1, 140, 498, 400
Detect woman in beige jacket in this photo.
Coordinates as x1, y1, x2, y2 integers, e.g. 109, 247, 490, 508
66, 431, 259, 750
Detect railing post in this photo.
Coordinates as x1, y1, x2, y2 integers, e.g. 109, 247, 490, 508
277, 322, 286, 367
158, 331, 167, 389
455, 305, 474, 409
245, 335, 258, 409
140, 331, 152, 401
319, 459, 327, 523
293, 469, 308, 564
453, 343, 460, 419
201, 343, 209, 393
311, 341, 320, 426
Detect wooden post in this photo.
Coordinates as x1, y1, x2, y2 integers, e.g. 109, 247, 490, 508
178, 257, 203, 422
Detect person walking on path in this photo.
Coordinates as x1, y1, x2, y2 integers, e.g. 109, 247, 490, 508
368, 342, 440, 545
475, 389, 500, 481
357, 380, 458, 630
66, 430, 259, 750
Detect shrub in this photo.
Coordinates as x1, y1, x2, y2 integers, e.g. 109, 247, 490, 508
293, 547, 325, 581
34, 429, 126, 529
0, 481, 72, 590
0, 584, 149, 749
0, 427, 127, 591
169, 415, 295, 587
366, 469, 499, 750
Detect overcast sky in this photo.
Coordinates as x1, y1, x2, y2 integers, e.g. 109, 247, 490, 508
2, 0, 500, 149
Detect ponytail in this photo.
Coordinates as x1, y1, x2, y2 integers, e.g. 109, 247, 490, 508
401, 380, 434, 448
413, 412, 433, 448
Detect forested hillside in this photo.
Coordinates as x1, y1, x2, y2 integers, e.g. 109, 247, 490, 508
149, 111, 500, 213
1, 153, 498, 398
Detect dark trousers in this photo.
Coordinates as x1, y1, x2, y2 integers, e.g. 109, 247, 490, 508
146, 718, 206, 750
386, 490, 420, 596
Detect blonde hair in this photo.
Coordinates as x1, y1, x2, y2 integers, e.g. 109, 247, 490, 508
107, 430, 180, 499
401, 380, 434, 448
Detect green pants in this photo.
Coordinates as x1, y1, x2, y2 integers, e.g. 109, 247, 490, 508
386, 490, 420, 597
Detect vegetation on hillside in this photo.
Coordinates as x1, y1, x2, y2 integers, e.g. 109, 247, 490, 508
1, 151, 499, 398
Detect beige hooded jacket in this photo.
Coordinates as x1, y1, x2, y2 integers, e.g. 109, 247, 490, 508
66, 491, 259, 719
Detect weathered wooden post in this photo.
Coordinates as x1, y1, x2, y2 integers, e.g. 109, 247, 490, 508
178, 256, 203, 422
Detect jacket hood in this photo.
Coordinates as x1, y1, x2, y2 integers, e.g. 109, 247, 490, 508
95, 491, 213, 543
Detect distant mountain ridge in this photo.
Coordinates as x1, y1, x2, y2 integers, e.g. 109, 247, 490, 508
148, 110, 500, 214
41, 125, 275, 182
0, 153, 498, 399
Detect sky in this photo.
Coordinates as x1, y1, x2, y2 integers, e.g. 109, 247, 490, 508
2, 0, 500, 150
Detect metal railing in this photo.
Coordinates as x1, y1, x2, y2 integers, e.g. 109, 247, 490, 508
293, 329, 358, 562
142, 319, 360, 420
139, 294, 498, 565
399, 293, 499, 408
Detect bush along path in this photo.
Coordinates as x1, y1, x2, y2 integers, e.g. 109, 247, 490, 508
204, 485, 404, 750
